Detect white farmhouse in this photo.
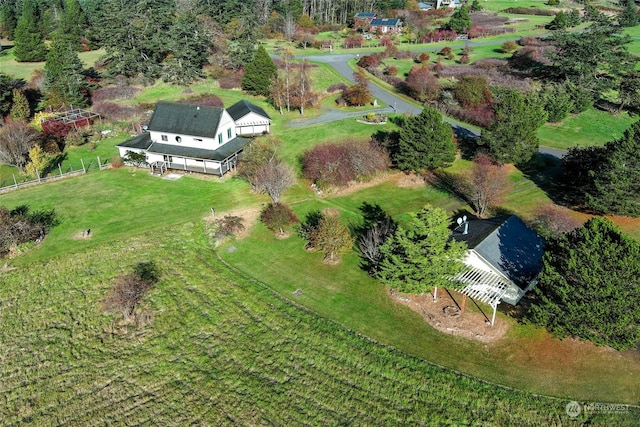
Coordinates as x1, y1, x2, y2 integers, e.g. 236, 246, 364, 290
117, 100, 271, 176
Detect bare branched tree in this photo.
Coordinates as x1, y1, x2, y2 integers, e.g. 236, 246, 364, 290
0, 121, 40, 172
103, 262, 159, 321
357, 217, 396, 271
254, 159, 296, 203
466, 153, 511, 217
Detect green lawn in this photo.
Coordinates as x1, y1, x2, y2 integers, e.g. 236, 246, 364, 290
0, 47, 105, 81
538, 109, 637, 150
3, 223, 635, 425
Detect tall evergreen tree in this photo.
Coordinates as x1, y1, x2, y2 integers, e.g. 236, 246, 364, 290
482, 88, 546, 165
586, 121, 640, 216
394, 107, 456, 172
161, 14, 211, 85
549, 24, 637, 101
446, 5, 471, 33
529, 217, 640, 350
0, 2, 18, 39
619, 0, 638, 27
375, 205, 467, 295
57, 0, 87, 50
242, 45, 277, 96
13, 0, 48, 62
44, 34, 87, 107
0, 72, 13, 118
10, 89, 30, 121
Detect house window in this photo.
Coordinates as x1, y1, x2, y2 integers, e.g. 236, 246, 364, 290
218, 133, 223, 144
227, 128, 232, 139
175, 136, 182, 143
163, 155, 173, 162
161, 135, 168, 142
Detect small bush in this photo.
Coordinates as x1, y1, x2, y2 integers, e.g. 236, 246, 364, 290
111, 155, 124, 168
214, 215, 245, 240
260, 202, 299, 235
0, 206, 59, 257
103, 261, 159, 321
327, 83, 348, 93
501, 41, 519, 53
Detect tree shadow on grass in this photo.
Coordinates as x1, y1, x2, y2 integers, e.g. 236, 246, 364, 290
42, 153, 68, 177
515, 152, 569, 207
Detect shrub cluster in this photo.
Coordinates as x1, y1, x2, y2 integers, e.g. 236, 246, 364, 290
103, 261, 159, 321
422, 29, 457, 43
218, 70, 244, 89
0, 205, 59, 257
302, 139, 390, 188
91, 86, 142, 102
503, 7, 555, 15
92, 102, 145, 122
260, 202, 299, 235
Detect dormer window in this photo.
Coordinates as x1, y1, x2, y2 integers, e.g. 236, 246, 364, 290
227, 128, 232, 138
161, 135, 168, 142
218, 133, 223, 144
176, 136, 182, 143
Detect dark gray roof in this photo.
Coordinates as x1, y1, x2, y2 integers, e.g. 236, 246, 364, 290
117, 133, 152, 150
227, 100, 271, 122
148, 101, 223, 138
146, 137, 251, 161
355, 12, 376, 17
370, 18, 402, 26
453, 216, 544, 290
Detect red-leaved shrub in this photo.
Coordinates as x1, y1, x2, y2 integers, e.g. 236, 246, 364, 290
302, 140, 390, 188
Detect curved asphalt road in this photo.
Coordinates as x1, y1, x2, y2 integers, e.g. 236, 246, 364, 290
284, 49, 567, 158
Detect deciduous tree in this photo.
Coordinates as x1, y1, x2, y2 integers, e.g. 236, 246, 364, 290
311, 214, 353, 263
254, 159, 296, 203
528, 217, 640, 350
395, 107, 456, 172
25, 145, 48, 179
375, 205, 467, 295
260, 202, 299, 235
465, 153, 511, 218
405, 65, 440, 102
0, 121, 40, 172
103, 261, 160, 321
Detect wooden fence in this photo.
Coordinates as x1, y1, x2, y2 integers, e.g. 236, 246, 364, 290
0, 156, 110, 194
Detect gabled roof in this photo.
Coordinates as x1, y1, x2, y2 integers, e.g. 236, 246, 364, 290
355, 12, 376, 18
370, 18, 402, 26
452, 215, 544, 290
148, 101, 224, 138
418, 2, 433, 9
227, 100, 271, 122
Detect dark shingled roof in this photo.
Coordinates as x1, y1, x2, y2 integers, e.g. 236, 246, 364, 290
148, 101, 223, 138
227, 100, 271, 122
146, 137, 251, 161
452, 216, 544, 290
355, 12, 376, 17
370, 18, 402, 26
117, 133, 152, 150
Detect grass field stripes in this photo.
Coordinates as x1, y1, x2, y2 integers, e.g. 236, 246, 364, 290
1, 223, 637, 425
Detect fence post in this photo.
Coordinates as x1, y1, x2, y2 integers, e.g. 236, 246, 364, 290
13, 174, 17, 188
59, 163, 63, 177
81, 158, 86, 173
36, 170, 40, 182
97, 156, 101, 170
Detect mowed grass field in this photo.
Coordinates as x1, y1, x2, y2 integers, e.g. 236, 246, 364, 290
1, 221, 637, 425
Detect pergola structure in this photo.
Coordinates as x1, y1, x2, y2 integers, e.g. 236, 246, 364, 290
42, 107, 102, 129
453, 267, 510, 326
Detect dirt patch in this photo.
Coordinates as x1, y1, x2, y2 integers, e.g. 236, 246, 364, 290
390, 288, 508, 343
72, 230, 93, 240
393, 172, 426, 188
204, 207, 261, 240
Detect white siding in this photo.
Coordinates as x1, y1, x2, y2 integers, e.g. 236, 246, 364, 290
463, 250, 523, 305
